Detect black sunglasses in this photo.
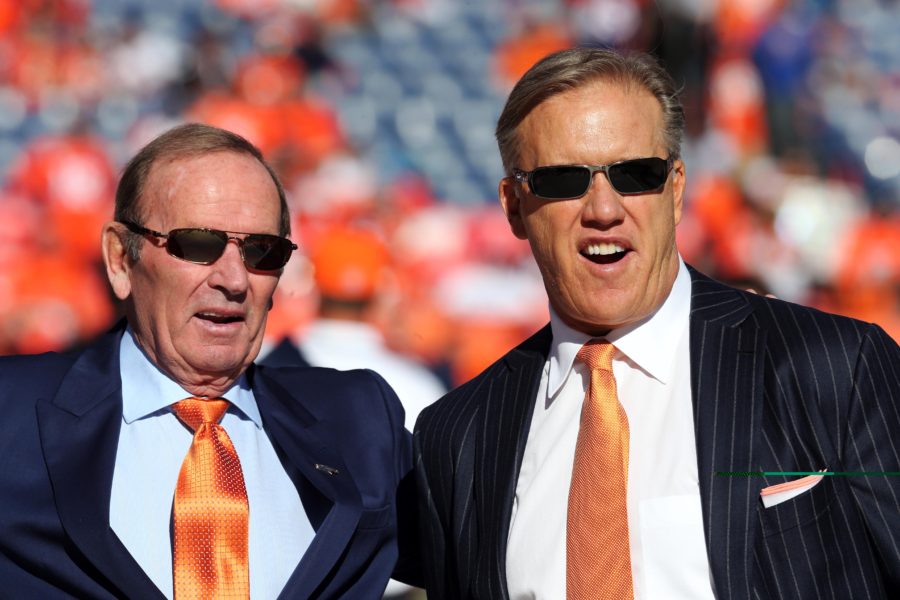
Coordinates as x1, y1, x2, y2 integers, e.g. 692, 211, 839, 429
513, 156, 674, 200
121, 221, 297, 272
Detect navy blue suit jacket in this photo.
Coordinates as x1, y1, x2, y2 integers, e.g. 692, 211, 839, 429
261, 337, 312, 369
414, 267, 900, 599
0, 325, 413, 599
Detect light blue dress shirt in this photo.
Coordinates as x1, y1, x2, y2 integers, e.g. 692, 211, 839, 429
110, 328, 315, 599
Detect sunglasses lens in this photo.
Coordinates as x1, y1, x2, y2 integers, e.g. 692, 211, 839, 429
241, 235, 293, 271
162, 227, 293, 270
166, 229, 227, 264
530, 166, 593, 199
608, 158, 669, 194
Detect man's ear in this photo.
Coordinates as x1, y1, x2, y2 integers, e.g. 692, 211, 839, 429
101, 221, 133, 301
671, 159, 686, 226
499, 177, 528, 240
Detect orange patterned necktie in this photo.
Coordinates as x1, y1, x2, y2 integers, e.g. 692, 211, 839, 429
567, 340, 633, 599
172, 398, 250, 600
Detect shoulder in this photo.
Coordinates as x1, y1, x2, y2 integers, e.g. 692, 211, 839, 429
255, 364, 413, 499
689, 267, 896, 367
255, 363, 406, 427
0, 351, 77, 399
258, 362, 394, 397
0, 349, 76, 375
416, 325, 551, 437
0, 351, 81, 447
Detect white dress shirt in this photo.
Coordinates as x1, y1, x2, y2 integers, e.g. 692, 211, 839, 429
110, 328, 315, 599
506, 259, 716, 599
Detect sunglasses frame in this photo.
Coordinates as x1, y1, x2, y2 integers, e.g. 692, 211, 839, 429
120, 220, 297, 271
513, 156, 674, 200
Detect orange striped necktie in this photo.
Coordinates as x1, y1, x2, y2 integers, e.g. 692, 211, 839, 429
567, 339, 633, 599
172, 398, 249, 600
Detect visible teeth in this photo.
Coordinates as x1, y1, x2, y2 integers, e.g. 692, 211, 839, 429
584, 243, 626, 256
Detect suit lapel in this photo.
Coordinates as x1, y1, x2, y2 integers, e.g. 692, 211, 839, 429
475, 325, 551, 599
688, 268, 765, 600
36, 328, 164, 598
251, 369, 362, 599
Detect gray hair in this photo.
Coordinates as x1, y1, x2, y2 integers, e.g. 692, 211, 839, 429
115, 122, 290, 260
495, 47, 685, 174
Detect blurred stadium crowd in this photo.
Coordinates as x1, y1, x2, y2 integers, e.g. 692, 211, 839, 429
1, 0, 898, 388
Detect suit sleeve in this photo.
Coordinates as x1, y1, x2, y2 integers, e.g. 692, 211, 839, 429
844, 323, 900, 591
413, 427, 454, 599
366, 370, 424, 588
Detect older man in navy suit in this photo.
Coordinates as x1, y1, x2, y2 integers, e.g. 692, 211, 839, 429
414, 48, 900, 599
0, 123, 415, 598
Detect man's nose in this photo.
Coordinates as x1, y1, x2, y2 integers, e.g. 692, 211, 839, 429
207, 239, 249, 297
581, 172, 626, 225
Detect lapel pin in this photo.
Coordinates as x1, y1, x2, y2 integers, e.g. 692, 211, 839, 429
315, 463, 340, 476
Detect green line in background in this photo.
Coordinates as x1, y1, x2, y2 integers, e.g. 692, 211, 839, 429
716, 471, 900, 477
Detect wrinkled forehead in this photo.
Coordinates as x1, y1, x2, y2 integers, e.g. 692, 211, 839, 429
510, 75, 664, 163
516, 82, 665, 161
139, 151, 278, 222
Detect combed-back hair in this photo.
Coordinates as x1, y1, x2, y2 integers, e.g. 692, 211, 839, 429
495, 47, 684, 175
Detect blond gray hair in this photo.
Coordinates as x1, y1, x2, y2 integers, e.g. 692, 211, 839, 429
495, 47, 684, 175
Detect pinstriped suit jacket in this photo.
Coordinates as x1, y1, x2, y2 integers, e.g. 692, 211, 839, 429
414, 267, 900, 599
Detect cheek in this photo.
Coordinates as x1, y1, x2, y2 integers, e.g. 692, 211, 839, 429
526, 229, 561, 281
525, 207, 569, 255
634, 203, 675, 253
129, 272, 165, 321
654, 207, 678, 248
249, 278, 279, 317
151, 276, 206, 335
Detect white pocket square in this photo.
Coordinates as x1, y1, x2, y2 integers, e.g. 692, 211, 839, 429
760, 470, 827, 508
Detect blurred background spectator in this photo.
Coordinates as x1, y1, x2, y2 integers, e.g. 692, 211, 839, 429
261, 223, 447, 431
2, 0, 899, 396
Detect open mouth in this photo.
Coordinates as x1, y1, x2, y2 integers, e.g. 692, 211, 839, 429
581, 242, 630, 265
196, 312, 244, 325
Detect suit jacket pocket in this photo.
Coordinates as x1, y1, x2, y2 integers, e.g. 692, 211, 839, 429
760, 472, 825, 508
759, 473, 835, 537
358, 504, 393, 530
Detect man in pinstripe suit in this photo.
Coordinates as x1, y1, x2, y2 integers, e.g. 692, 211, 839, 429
414, 47, 900, 599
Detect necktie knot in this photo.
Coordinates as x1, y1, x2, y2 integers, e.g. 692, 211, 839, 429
576, 338, 615, 373
172, 397, 229, 432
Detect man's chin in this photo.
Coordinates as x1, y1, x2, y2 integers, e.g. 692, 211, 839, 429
561, 302, 647, 336
181, 347, 252, 382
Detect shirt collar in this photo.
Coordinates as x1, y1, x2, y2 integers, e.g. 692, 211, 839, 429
547, 257, 691, 397
119, 326, 261, 427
